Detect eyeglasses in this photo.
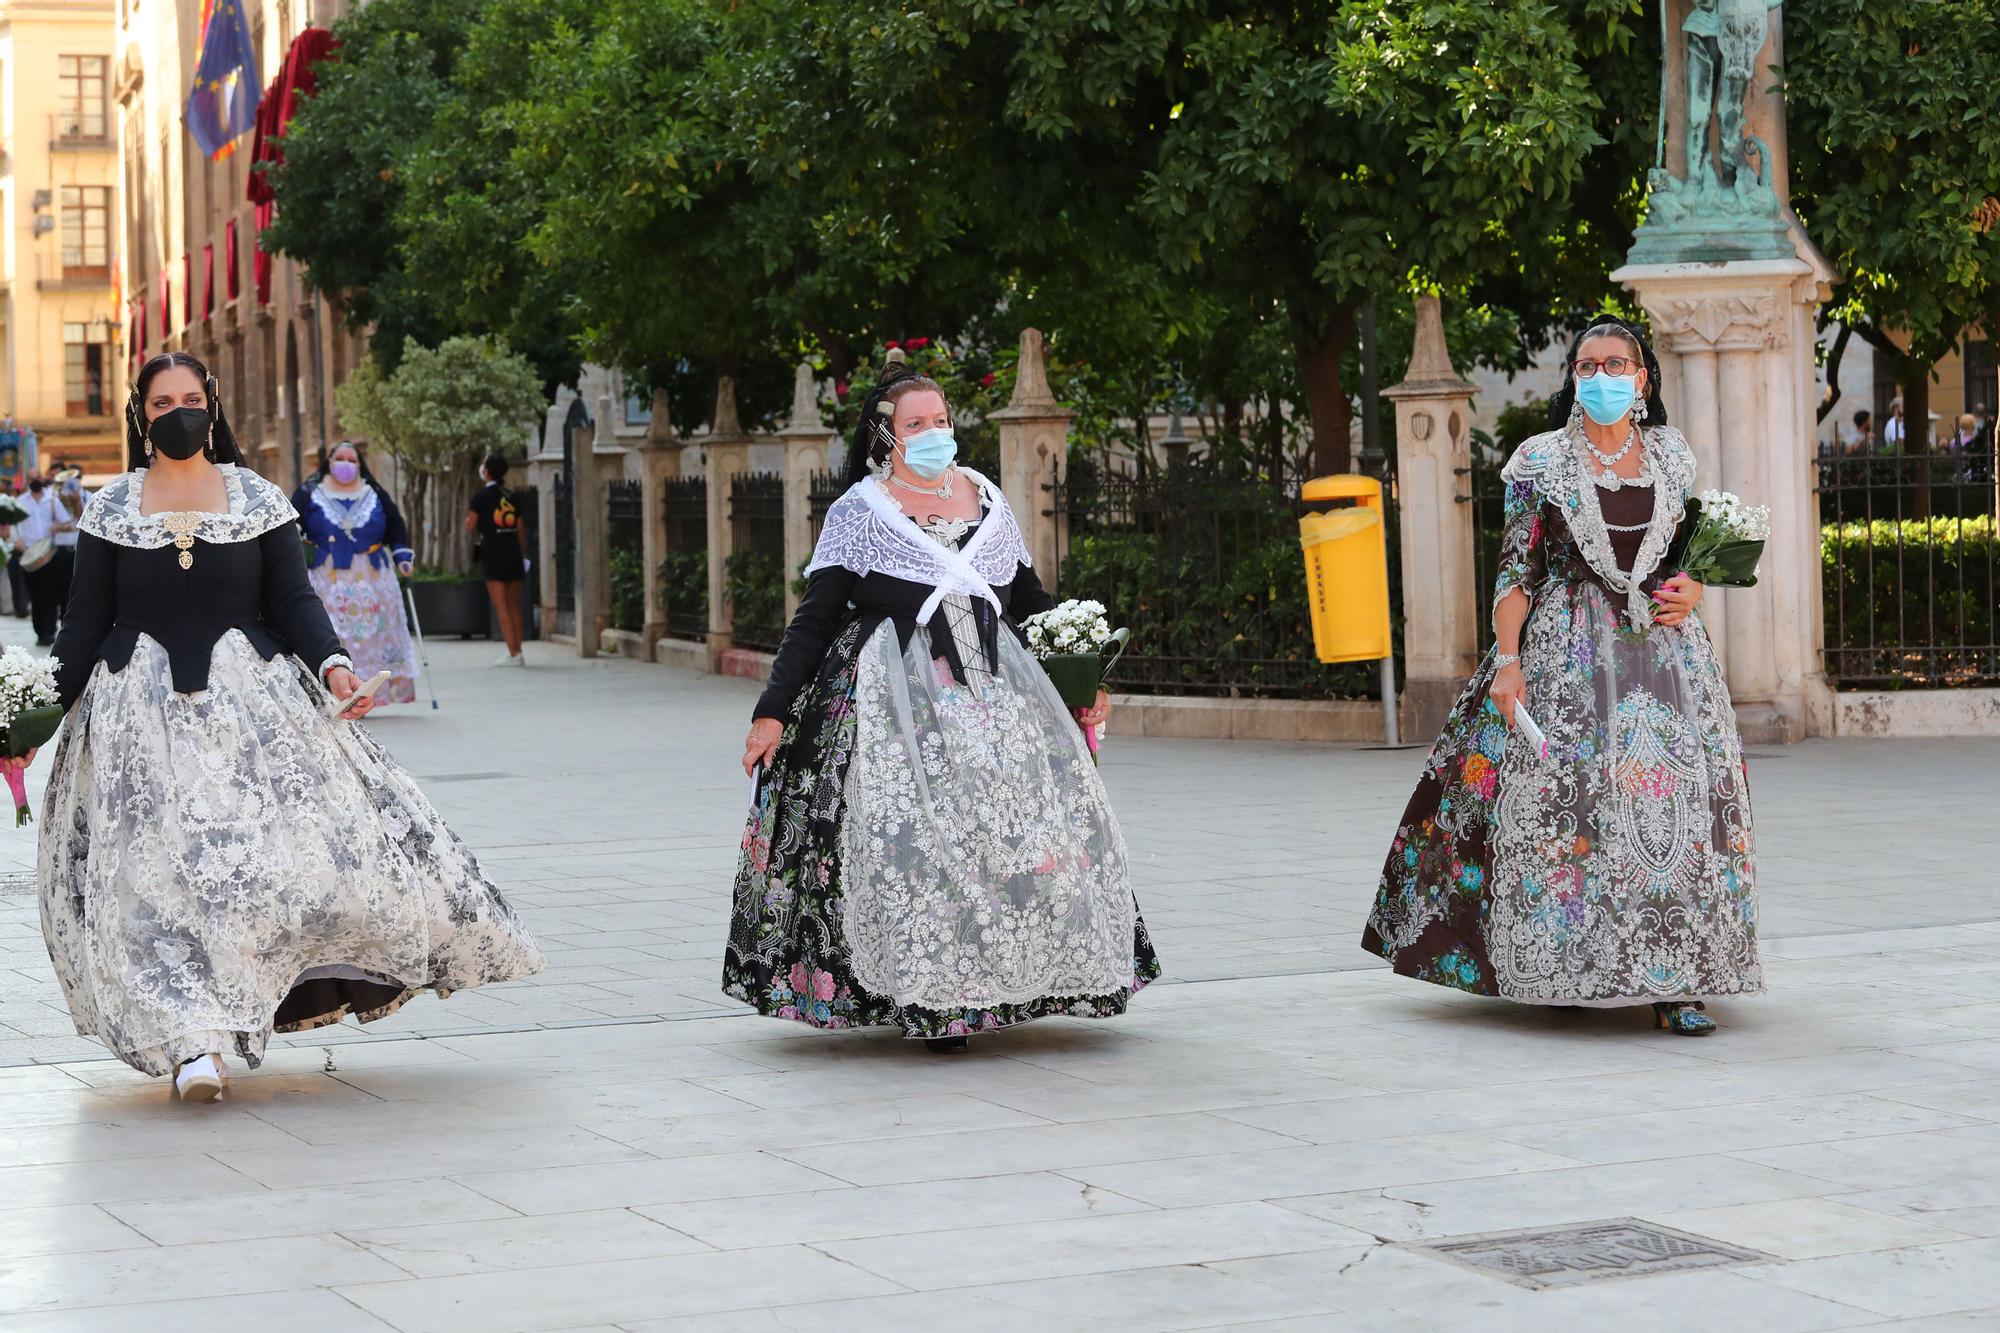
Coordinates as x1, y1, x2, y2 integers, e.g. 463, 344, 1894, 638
1571, 356, 1638, 379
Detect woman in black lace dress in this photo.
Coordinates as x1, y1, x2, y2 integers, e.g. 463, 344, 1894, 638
726, 352, 1160, 1051
34, 353, 543, 1100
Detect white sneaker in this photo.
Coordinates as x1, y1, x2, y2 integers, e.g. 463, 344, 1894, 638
174, 1054, 227, 1103
494, 650, 524, 667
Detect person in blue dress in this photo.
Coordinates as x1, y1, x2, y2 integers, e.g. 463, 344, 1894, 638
292, 440, 420, 705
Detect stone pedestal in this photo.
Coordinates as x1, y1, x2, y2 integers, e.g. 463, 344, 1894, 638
777, 364, 836, 621
703, 377, 752, 671
635, 389, 679, 653
1610, 255, 1836, 742
1384, 296, 1481, 738
991, 329, 1072, 585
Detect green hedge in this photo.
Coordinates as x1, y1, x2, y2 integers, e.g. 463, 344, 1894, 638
657, 548, 708, 627
1822, 515, 1996, 688
725, 548, 786, 644
609, 546, 646, 632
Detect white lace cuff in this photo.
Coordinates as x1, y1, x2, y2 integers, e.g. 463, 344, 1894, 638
318, 654, 354, 682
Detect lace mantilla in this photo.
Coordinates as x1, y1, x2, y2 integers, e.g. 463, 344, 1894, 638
1503, 425, 1695, 628
308, 482, 380, 536
805, 468, 1031, 624
79, 465, 299, 550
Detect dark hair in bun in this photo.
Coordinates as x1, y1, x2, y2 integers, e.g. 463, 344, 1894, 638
843, 348, 954, 487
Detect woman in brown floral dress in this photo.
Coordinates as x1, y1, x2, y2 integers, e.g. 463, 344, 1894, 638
1362, 319, 1761, 1035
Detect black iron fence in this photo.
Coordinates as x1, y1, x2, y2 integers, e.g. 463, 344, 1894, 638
1047, 457, 1400, 699
728, 471, 787, 652
662, 475, 708, 641
807, 468, 844, 550
552, 471, 575, 629
1817, 451, 1998, 689
607, 479, 645, 633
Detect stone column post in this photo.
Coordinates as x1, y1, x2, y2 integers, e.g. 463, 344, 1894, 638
635, 388, 679, 653
1611, 257, 1837, 742
530, 397, 566, 637
990, 329, 1073, 585
569, 398, 605, 659
703, 376, 752, 671
1382, 296, 1481, 737
776, 364, 836, 621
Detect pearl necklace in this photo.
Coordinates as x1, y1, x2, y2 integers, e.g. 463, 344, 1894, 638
888, 468, 955, 501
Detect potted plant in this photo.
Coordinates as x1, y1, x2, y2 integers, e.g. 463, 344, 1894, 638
403, 564, 491, 638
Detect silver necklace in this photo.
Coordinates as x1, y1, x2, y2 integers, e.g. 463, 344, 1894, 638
888, 468, 954, 501
1578, 426, 1647, 491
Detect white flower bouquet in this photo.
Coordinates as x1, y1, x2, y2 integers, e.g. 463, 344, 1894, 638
1667, 489, 1770, 588
0, 647, 61, 825
1022, 599, 1129, 758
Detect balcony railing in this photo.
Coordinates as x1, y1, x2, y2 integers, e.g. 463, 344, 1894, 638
34, 252, 113, 291
51, 111, 112, 150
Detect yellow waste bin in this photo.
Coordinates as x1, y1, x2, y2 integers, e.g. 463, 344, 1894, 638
1298, 474, 1391, 664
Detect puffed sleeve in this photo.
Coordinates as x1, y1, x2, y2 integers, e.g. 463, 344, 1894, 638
753, 565, 858, 722
1490, 474, 1547, 622
50, 532, 116, 711
378, 485, 414, 566
1006, 561, 1057, 622
259, 519, 347, 678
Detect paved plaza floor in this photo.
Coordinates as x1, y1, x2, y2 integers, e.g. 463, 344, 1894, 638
0, 621, 1996, 1330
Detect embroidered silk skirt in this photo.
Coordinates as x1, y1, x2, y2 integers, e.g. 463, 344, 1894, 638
309, 561, 420, 705
38, 631, 544, 1075
724, 618, 1160, 1036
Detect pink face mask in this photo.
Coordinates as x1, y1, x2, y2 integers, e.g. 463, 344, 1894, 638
329, 460, 361, 484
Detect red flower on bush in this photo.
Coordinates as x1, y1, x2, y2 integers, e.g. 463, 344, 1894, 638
884, 340, 902, 351
980, 372, 997, 388
834, 380, 849, 400
905, 336, 930, 350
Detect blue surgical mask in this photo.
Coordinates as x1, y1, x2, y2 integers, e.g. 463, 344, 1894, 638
1575, 371, 1639, 426
898, 426, 957, 480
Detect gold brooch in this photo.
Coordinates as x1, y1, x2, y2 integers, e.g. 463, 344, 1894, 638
160, 511, 203, 569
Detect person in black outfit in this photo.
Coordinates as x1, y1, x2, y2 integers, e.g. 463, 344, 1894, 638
30, 352, 543, 1102
465, 452, 527, 666
723, 350, 1156, 1054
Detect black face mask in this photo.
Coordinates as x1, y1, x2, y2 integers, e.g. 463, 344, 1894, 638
147, 407, 211, 461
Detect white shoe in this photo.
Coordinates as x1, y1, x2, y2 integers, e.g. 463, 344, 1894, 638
494, 650, 524, 667
174, 1054, 227, 1103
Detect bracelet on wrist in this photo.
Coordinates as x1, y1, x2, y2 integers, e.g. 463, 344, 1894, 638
1493, 652, 1521, 669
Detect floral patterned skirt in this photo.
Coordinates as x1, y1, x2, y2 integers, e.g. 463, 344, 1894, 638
1362, 582, 1762, 1006
723, 618, 1160, 1037
309, 560, 419, 705
38, 632, 544, 1075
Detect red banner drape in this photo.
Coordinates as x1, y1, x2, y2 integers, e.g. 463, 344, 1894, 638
224, 219, 240, 300
253, 202, 274, 305
202, 244, 215, 320
182, 253, 193, 327
159, 278, 171, 337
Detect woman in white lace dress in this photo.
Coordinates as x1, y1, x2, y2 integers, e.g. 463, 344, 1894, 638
1362, 319, 1761, 1035
34, 353, 543, 1099
728, 351, 1160, 1052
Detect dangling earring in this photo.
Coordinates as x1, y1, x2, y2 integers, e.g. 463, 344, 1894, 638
143, 431, 155, 462
204, 426, 216, 462
1567, 395, 1584, 430
1632, 395, 1649, 425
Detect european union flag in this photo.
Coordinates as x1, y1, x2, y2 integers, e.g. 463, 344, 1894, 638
184, 0, 260, 159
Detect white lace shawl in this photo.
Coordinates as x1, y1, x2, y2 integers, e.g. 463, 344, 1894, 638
308, 480, 380, 534
1502, 424, 1697, 629
804, 468, 1032, 625
78, 465, 300, 550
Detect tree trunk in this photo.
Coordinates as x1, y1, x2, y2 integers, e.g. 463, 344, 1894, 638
1818, 322, 1851, 425
1291, 300, 1356, 478
1905, 363, 1933, 521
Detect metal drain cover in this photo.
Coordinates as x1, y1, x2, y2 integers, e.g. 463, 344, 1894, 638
1409, 1218, 1769, 1288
